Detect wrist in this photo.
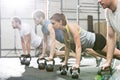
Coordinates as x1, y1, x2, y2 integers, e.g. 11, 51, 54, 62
106, 61, 111, 66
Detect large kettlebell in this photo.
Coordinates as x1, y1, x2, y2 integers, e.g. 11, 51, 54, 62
59, 65, 68, 75
100, 67, 112, 80
100, 67, 112, 75
37, 58, 45, 70
24, 55, 31, 66
45, 59, 55, 72
70, 68, 80, 79
19, 55, 26, 65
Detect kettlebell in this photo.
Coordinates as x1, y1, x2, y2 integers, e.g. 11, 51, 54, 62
70, 68, 80, 79
99, 67, 112, 80
19, 55, 26, 65
24, 55, 31, 66
45, 59, 55, 72
37, 58, 45, 70
59, 65, 68, 75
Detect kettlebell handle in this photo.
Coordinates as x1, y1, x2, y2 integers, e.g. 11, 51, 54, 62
37, 58, 45, 64
25, 55, 32, 61
70, 67, 80, 74
19, 55, 26, 61
45, 59, 55, 66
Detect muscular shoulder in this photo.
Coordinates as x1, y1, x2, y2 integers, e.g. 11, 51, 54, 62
105, 8, 111, 14
68, 23, 80, 31
68, 23, 77, 27
105, 8, 112, 21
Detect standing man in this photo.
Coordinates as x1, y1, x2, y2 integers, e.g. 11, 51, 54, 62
98, 0, 120, 69
11, 16, 42, 57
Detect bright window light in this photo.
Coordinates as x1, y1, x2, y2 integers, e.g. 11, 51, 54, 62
2, 0, 29, 10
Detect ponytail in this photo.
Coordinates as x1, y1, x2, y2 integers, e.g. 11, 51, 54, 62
50, 13, 67, 26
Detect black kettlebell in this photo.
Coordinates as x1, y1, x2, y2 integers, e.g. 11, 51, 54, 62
45, 59, 55, 72
19, 55, 26, 65
24, 55, 31, 66
37, 58, 45, 70
70, 68, 80, 79
97, 69, 102, 75
101, 67, 112, 75
100, 67, 112, 80
59, 65, 68, 75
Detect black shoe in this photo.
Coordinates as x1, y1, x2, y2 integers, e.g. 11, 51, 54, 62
96, 58, 102, 67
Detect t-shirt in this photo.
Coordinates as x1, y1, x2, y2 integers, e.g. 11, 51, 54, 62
105, 0, 120, 34
19, 23, 42, 48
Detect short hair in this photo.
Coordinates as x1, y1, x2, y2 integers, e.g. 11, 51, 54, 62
12, 16, 21, 24
32, 10, 45, 19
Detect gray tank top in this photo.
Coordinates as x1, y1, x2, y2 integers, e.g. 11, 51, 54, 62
65, 25, 95, 51
80, 28, 95, 51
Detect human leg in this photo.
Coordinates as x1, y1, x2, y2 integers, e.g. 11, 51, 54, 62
55, 40, 76, 58
90, 33, 106, 66
85, 48, 106, 59
102, 46, 120, 60
85, 48, 105, 67
55, 50, 75, 58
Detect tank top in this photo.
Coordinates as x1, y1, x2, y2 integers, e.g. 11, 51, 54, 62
41, 20, 51, 35
65, 25, 95, 51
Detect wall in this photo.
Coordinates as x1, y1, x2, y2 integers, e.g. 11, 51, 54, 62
0, 0, 47, 56
48, 0, 106, 30
0, 0, 106, 57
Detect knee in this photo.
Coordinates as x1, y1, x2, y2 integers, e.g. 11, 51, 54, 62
85, 48, 93, 53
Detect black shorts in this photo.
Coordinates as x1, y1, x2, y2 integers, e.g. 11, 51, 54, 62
93, 33, 106, 51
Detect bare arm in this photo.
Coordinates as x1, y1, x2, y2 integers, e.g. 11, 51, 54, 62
106, 26, 116, 65
47, 24, 56, 59
24, 34, 31, 54
62, 29, 70, 65
69, 23, 82, 67
42, 34, 47, 55
21, 37, 26, 54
